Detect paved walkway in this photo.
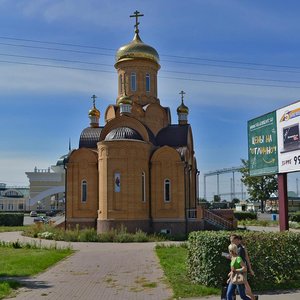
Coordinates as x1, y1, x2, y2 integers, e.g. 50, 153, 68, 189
1, 229, 300, 299
0, 232, 172, 300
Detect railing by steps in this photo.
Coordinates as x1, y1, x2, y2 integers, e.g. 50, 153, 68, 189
203, 209, 234, 230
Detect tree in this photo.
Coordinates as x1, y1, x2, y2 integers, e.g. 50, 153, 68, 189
231, 198, 240, 204
240, 159, 278, 212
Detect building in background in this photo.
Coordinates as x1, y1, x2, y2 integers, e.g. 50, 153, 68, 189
0, 183, 29, 211
25, 154, 68, 211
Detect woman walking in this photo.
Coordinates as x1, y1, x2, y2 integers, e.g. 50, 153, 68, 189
226, 243, 251, 300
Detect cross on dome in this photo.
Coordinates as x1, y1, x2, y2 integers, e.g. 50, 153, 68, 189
91, 94, 97, 107
130, 10, 144, 34
179, 90, 186, 104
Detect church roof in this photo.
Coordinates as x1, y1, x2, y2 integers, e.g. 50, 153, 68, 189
105, 127, 143, 141
156, 125, 190, 147
79, 127, 103, 148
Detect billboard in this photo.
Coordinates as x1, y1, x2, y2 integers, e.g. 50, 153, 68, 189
248, 111, 278, 176
277, 101, 300, 173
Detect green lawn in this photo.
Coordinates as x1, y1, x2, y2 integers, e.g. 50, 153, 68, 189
156, 244, 219, 299
0, 245, 73, 299
0, 226, 27, 232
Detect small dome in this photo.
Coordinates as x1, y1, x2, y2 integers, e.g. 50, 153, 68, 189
177, 102, 189, 114
89, 107, 100, 118
116, 33, 159, 64
105, 127, 143, 141
117, 95, 132, 106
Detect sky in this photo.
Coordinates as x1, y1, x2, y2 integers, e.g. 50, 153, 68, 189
1, 0, 300, 200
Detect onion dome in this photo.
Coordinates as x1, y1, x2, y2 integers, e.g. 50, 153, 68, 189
116, 33, 159, 64
89, 95, 100, 128
105, 127, 143, 141
177, 91, 189, 125
117, 94, 133, 106
177, 101, 189, 114
116, 11, 159, 64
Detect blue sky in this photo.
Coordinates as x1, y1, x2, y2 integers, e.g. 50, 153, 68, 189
1, 0, 300, 199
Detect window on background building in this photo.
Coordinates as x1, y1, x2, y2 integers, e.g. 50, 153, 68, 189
0, 203, 3, 210
131, 72, 136, 91
146, 73, 150, 92
81, 180, 87, 203
8, 203, 13, 210
18, 203, 24, 210
141, 172, 146, 202
164, 179, 171, 202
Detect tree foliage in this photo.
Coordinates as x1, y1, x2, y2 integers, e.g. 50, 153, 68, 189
240, 159, 278, 211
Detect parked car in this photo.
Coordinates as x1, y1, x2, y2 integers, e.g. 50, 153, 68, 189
45, 210, 56, 217
34, 216, 48, 224
30, 211, 37, 217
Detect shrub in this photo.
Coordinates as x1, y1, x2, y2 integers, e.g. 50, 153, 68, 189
234, 211, 257, 220
0, 213, 24, 226
187, 231, 300, 290
290, 212, 300, 223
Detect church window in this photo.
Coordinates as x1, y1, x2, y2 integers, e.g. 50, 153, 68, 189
81, 180, 87, 203
119, 74, 123, 94
164, 179, 171, 202
141, 172, 146, 202
114, 172, 121, 192
131, 72, 136, 91
146, 73, 150, 92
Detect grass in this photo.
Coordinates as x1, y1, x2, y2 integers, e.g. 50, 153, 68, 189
156, 244, 219, 299
0, 281, 21, 299
0, 242, 73, 299
0, 226, 28, 232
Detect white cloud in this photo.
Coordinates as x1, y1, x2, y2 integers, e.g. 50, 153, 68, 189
0, 63, 116, 96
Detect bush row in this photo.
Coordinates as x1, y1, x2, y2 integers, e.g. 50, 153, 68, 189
0, 213, 24, 226
23, 224, 167, 243
233, 211, 257, 220
290, 212, 300, 223
187, 231, 300, 290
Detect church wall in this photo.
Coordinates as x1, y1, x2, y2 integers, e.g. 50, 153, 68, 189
97, 140, 152, 233
66, 149, 98, 228
151, 147, 185, 222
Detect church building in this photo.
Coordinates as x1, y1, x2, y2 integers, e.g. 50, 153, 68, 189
65, 11, 201, 235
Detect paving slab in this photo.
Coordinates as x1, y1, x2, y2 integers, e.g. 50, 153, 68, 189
0, 232, 172, 300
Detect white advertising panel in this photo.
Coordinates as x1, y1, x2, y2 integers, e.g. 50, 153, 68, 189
277, 100, 300, 173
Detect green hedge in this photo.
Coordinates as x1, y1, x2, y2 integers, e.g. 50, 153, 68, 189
234, 211, 257, 220
187, 231, 300, 290
0, 213, 24, 226
290, 212, 300, 223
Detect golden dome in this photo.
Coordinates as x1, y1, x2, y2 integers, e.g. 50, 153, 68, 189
177, 91, 189, 114
177, 102, 189, 114
116, 33, 159, 64
89, 107, 100, 118
117, 94, 132, 106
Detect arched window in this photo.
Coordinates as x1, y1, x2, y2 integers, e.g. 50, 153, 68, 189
119, 74, 123, 94
164, 179, 171, 202
141, 172, 146, 202
131, 72, 136, 91
146, 73, 150, 92
81, 180, 87, 203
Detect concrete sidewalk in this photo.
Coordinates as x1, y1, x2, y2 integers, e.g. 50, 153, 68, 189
0, 232, 172, 300
1, 231, 300, 299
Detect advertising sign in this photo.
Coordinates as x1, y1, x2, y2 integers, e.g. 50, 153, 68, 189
248, 111, 278, 176
277, 101, 300, 173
